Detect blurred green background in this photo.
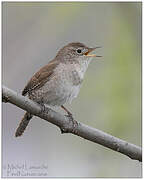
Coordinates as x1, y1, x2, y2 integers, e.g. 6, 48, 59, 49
2, 2, 141, 178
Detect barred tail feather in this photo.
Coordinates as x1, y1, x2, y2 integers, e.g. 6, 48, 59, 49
15, 112, 33, 137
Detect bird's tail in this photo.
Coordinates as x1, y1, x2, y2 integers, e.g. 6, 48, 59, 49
15, 112, 33, 137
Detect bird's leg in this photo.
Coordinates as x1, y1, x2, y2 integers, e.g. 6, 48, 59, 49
61, 105, 78, 133
39, 98, 46, 113
40, 103, 46, 113
61, 105, 73, 116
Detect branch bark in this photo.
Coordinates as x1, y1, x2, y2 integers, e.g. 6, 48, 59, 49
2, 85, 142, 162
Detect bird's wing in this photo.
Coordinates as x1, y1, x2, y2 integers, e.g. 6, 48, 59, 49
22, 59, 59, 96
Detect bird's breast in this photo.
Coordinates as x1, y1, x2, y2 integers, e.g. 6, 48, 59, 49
30, 61, 91, 106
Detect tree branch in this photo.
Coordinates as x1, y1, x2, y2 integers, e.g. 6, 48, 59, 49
2, 85, 142, 162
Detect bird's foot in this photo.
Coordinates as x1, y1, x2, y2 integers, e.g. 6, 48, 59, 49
67, 112, 78, 128
40, 103, 46, 113
61, 113, 78, 134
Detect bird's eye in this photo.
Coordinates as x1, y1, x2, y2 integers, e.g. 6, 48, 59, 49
76, 49, 82, 54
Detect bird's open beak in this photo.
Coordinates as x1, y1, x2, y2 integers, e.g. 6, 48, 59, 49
85, 47, 102, 57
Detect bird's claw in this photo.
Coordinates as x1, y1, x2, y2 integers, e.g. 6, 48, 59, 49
61, 113, 78, 134
40, 104, 46, 113
66, 113, 78, 132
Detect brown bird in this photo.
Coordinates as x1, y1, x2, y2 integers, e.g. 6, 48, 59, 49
15, 42, 101, 137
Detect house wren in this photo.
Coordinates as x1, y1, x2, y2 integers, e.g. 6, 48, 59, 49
15, 42, 101, 137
